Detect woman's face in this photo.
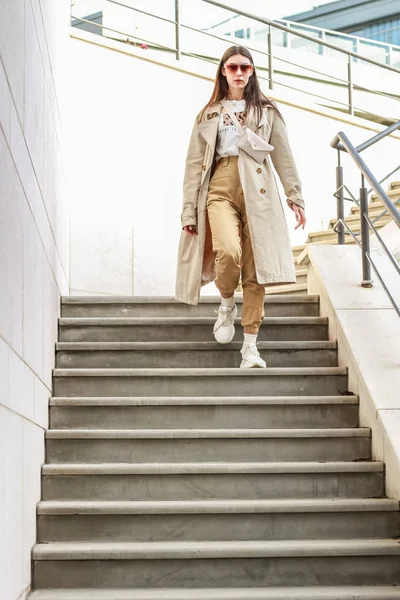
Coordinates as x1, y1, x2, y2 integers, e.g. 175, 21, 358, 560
221, 53, 254, 94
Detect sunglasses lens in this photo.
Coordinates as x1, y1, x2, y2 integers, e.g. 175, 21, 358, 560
226, 64, 251, 73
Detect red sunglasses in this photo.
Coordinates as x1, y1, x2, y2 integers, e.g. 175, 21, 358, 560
224, 63, 253, 73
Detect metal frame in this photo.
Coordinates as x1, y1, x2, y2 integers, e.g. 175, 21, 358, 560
331, 126, 400, 313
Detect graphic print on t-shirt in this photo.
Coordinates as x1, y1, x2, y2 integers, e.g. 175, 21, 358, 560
220, 110, 246, 132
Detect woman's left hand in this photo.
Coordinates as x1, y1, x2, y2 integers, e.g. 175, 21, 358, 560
291, 203, 307, 230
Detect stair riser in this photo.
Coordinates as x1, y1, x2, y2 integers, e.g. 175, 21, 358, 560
41, 472, 384, 501
295, 273, 307, 284
33, 555, 400, 588
53, 373, 348, 397
49, 404, 359, 430
45, 437, 371, 464
308, 219, 391, 243
61, 303, 318, 319
37, 511, 400, 543
55, 348, 337, 369
58, 323, 328, 343
266, 287, 308, 296
330, 212, 392, 226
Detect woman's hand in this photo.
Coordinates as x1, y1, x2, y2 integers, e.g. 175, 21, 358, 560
290, 203, 307, 230
183, 225, 198, 236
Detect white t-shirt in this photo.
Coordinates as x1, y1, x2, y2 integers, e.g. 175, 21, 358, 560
216, 100, 246, 160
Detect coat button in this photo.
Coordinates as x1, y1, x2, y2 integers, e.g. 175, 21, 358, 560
260, 188, 266, 194
257, 168, 262, 174
202, 165, 207, 171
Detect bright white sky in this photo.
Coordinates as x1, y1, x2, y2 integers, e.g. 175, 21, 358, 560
224, 0, 336, 19
123, 1, 339, 24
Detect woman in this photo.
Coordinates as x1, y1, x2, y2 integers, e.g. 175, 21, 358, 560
175, 45, 306, 368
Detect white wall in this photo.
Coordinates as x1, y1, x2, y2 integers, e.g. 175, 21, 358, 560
67, 32, 400, 297
0, 1, 70, 599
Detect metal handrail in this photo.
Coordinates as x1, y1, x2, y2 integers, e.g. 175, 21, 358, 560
332, 218, 400, 317
201, 0, 400, 74
330, 126, 400, 314
331, 128, 400, 224
367, 164, 400, 196
71, 0, 400, 120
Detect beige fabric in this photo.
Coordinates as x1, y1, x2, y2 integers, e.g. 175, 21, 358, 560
207, 156, 265, 333
176, 101, 304, 305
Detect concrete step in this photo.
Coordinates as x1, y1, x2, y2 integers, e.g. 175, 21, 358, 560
295, 261, 306, 273
32, 539, 400, 588
52, 366, 347, 398
329, 208, 392, 228
307, 217, 390, 243
55, 340, 338, 369
26, 586, 400, 600
371, 187, 400, 201
292, 245, 305, 257
41, 461, 385, 501
45, 427, 370, 464
351, 199, 399, 215
49, 395, 358, 430
61, 295, 319, 318
295, 268, 307, 280
36, 498, 400, 543
265, 283, 308, 295
292, 237, 358, 260
58, 316, 328, 343
390, 180, 400, 190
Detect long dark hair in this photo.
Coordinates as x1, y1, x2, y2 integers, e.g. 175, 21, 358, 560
199, 45, 282, 124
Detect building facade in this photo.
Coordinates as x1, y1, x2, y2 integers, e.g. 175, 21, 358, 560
285, 0, 400, 45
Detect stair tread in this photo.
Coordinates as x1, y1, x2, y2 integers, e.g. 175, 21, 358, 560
27, 586, 400, 600
42, 461, 383, 475
62, 295, 319, 305
266, 283, 307, 294
308, 221, 388, 239
32, 538, 400, 560
49, 395, 357, 407
330, 210, 391, 224
45, 427, 369, 439
59, 316, 327, 325
53, 366, 346, 377
56, 340, 335, 351
37, 498, 399, 515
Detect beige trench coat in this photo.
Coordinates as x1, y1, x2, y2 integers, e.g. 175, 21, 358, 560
175, 101, 305, 305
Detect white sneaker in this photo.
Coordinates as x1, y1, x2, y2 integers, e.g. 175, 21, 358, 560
240, 342, 267, 368
213, 304, 238, 344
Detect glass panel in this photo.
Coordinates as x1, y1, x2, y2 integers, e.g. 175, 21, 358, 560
392, 47, 400, 69
357, 40, 389, 65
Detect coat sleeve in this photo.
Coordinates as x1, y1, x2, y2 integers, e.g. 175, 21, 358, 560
269, 109, 305, 211
181, 115, 207, 228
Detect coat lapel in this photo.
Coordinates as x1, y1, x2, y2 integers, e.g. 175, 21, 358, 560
198, 116, 219, 149
247, 106, 267, 132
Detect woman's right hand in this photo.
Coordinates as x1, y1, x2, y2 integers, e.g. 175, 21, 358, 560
183, 225, 198, 236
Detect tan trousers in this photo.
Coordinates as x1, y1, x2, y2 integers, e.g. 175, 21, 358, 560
207, 156, 265, 334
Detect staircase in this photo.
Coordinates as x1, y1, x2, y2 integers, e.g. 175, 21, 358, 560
29, 295, 400, 599
266, 180, 400, 296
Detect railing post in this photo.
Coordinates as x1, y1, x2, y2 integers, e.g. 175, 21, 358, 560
283, 21, 290, 49
336, 151, 345, 245
175, 0, 181, 60
386, 45, 392, 66
360, 175, 373, 287
268, 26, 274, 89
319, 30, 325, 56
348, 56, 354, 116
